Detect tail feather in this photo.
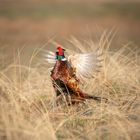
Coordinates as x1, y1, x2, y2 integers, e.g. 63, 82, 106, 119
84, 94, 108, 102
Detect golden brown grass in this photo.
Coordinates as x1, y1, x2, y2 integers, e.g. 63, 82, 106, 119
0, 31, 140, 140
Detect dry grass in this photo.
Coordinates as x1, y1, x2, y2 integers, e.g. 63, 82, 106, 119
0, 31, 140, 140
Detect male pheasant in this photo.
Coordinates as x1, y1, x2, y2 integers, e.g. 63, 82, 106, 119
46, 46, 106, 104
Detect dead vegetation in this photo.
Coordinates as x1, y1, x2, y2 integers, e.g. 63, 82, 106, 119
0, 32, 140, 140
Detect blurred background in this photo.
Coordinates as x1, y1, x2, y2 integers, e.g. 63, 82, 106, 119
0, 0, 140, 68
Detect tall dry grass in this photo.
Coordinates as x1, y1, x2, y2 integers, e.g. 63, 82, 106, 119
0, 31, 140, 140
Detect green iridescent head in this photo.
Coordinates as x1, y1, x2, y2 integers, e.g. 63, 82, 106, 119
57, 55, 64, 60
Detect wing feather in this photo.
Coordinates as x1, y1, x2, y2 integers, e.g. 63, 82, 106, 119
44, 51, 56, 64
68, 47, 104, 81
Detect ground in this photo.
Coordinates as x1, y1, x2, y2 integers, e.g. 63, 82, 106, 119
0, 1, 140, 140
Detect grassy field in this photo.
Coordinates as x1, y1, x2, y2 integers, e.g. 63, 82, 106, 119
0, 1, 140, 140
0, 1, 140, 47
0, 2, 140, 19
0, 31, 140, 140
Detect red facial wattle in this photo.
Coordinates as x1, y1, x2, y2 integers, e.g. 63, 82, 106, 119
57, 46, 64, 56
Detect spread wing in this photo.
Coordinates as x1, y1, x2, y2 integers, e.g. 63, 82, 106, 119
68, 48, 104, 81
44, 51, 56, 64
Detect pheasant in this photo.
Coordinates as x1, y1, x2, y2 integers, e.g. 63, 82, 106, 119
45, 46, 106, 104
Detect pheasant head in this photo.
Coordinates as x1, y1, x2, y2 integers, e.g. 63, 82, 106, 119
56, 46, 66, 61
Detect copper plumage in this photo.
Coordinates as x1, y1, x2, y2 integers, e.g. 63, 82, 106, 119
50, 52, 103, 104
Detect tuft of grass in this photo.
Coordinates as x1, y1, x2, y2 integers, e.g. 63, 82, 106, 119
0, 31, 140, 140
